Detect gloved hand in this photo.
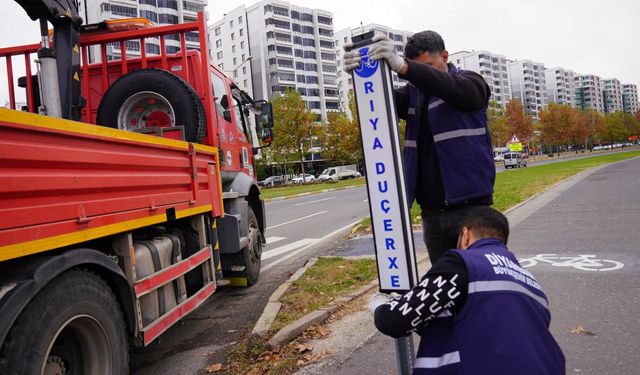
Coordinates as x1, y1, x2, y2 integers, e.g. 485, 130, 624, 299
367, 35, 405, 73
368, 293, 392, 314
342, 42, 361, 73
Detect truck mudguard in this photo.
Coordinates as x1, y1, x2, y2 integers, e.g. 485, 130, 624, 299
0, 248, 136, 346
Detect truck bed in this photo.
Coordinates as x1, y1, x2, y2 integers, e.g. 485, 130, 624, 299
0, 109, 223, 261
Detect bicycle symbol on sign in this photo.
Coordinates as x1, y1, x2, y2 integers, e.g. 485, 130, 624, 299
518, 254, 624, 272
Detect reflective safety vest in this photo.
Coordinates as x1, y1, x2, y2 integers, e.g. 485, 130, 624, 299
402, 64, 495, 207
413, 239, 565, 375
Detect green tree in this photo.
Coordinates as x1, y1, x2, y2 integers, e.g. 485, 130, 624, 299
597, 112, 627, 145
271, 89, 317, 177
319, 110, 362, 165
574, 109, 603, 150
487, 100, 510, 147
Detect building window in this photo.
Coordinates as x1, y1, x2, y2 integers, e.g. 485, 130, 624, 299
301, 26, 314, 34
231, 32, 235, 40
232, 45, 236, 53
321, 52, 335, 60
241, 53, 246, 61
214, 27, 221, 36
102, 4, 137, 18
239, 28, 244, 36
158, 14, 178, 24
140, 0, 156, 6
216, 51, 223, 59
230, 20, 234, 28
301, 13, 313, 22
302, 38, 315, 47
216, 39, 222, 48
244, 79, 248, 87
157, 0, 177, 10
303, 51, 316, 59
317, 16, 332, 25
233, 57, 237, 65
242, 66, 247, 74
238, 16, 243, 24
240, 41, 245, 49
183, 1, 205, 11
320, 40, 334, 49
139, 10, 158, 23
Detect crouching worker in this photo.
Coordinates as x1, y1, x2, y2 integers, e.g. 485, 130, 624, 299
369, 206, 565, 374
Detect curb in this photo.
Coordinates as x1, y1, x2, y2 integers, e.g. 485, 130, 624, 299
258, 253, 431, 349
264, 183, 364, 202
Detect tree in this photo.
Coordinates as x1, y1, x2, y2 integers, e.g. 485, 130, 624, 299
505, 100, 534, 142
270, 89, 317, 177
487, 100, 510, 147
317, 93, 363, 165
597, 112, 627, 145
573, 109, 603, 150
538, 104, 574, 154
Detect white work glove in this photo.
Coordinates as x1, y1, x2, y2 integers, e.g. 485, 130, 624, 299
368, 293, 392, 314
342, 42, 361, 73
367, 35, 405, 73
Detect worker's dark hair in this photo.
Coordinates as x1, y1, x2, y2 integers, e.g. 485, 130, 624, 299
405, 30, 446, 59
459, 206, 510, 244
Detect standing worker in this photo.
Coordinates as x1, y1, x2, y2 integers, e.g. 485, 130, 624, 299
344, 31, 495, 263
368, 206, 565, 374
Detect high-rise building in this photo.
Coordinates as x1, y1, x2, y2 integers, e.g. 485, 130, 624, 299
622, 83, 639, 114
209, 7, 253, 93
335, 24, 413, 118
602, 78, 623, 113
450, 50, 511, 109
544, 67, 576, 107
216, 0, 338, 122
508, 60, 547, 120
575, 74, 604, 113
80, 0, 208, 61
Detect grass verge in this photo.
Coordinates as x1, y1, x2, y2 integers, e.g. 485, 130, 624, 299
260, 178, 365, 200
354, 151, 640, 232
216, 257, 377, 375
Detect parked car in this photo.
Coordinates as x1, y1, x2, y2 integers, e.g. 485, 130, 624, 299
292, 173, 316, 184
494, 154, 504, 162
503, 152, 526, 169
258, 175, 286, 186
318, 165, 360, 182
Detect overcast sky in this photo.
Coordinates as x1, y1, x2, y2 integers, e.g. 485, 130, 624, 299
1, 0, 638, 104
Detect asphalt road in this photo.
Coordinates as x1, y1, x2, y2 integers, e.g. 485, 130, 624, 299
309, 156, 640, 375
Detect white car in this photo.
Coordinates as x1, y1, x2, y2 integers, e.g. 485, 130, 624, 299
292, 173, 316, 184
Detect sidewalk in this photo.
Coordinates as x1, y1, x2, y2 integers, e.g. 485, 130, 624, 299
294, 157, 640, 374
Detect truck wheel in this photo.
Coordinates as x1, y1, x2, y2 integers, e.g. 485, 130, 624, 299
96, 68, 205, 142
227, 207, 262, 286
0, 269, 128, 375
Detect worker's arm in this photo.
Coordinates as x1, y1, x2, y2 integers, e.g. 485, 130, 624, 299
399, 61, 490, 111
373, 251, 468, 338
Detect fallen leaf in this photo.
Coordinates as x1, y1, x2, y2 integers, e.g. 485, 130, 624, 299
205, 363, 223, 373
297, 360, 305, 366
247, 368, 263, 375
566, 326, 596, 336
315, 326, 330, 337
295, 343, 313, 353
303, 353, 321, 362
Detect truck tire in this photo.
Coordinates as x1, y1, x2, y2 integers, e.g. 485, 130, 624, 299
228, 207, 262, 286
0, 269, 128, 375
96, 68, 205, 142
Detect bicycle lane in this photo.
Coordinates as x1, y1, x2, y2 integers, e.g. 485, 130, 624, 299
506, 156, 640, 374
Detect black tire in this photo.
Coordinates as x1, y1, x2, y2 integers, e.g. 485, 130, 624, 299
96, 68, 205, 142
0, 269, 128, 375
227, 207, 262, 286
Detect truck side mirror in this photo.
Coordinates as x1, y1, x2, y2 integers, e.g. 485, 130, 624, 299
260, 128, 273, 143
260, 102, 274, 128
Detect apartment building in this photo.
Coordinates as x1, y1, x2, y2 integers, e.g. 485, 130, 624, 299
450, 50, 511, 108
335, 24, 413, 118
80, 0, 208, 61
209, 7, 253, 92
622, 84, 639, 114
217, 0, 338, 121
544, 67, 576, 107
575, 74, 604, 113
602, 78, 623, 113
508, 60, 547, 119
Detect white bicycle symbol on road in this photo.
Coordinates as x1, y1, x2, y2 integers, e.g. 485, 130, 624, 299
518, 254, 624, 271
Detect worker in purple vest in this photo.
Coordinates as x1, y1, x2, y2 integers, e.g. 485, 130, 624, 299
368, 206, 565, 374
344, 31, 495, 264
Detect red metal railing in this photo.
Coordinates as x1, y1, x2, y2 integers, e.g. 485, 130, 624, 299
0, 12, 214, 134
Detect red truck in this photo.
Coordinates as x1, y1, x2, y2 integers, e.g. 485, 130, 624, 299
0, 2, 273, 373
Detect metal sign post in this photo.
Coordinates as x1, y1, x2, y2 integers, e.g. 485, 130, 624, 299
348, 32, 418, 374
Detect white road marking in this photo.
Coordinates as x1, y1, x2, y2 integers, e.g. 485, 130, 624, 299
262, 238, 318, 261
265, 237, 286, 245
363, 199, 369, 203
266, 211, 327, 230
294, 196, 337, 206
262, 219, 362, 272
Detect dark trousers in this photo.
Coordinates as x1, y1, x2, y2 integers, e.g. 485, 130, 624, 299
422, 205, 487, 263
